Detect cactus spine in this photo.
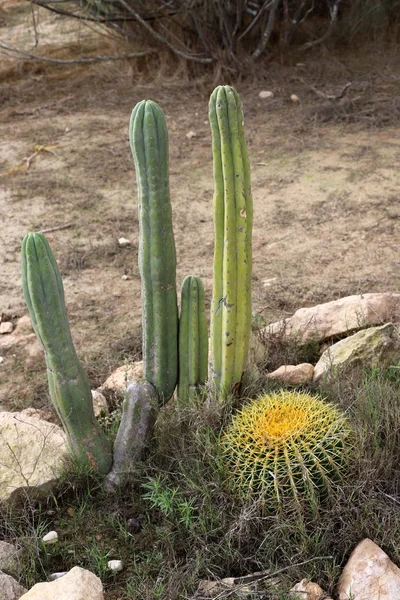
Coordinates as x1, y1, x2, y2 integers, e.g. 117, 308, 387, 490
209, 86, 253, 398
178, 276, 208, 403
21, 233, 112, 474
129, 100, 178, 404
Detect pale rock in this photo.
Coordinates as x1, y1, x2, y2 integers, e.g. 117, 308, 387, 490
118, 237, 131, 247
107, 559, 123, 573
313, 323, 400, 383
0, 541, 21, 575
19, 408, 53, 422
0, 572, 27, 599
290, 578, 332, 600
0, 322, 14, 334
100, 361, 143, 394
121, 275, 130, 281
0, 356, 4, 364
337, 538, 400, 600
263, 293, 400, 343
0, 411, 68, 503
48, 572, 68, 581
267, 363, 314, 385
19, 566, 104, 600
291, 94, 300, 103
186, 130, 197, 139
14, 316, 33, 336
262, 277, 278, 287
91, 390, 108, 417
42, 531, 58, 545
259, 90, 274, 99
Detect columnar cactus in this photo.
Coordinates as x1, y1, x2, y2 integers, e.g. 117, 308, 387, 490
129, 100, 178, 404
21, 233, 112, 474
209, 86, 253, 398
221, 391, 352, 507
178, 276, 208, 403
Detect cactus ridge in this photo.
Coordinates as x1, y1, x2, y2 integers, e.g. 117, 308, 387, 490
129, 100, 178, 403
21, 233, 112, 474
178, 275, 208, 403
221, 391, 352, 505
209, 85, 253, 397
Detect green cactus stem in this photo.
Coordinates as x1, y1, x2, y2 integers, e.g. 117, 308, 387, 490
129, 100, 178, 404
209, 86, 253, 398
178, 276, 208, 403
21, 233, 112, 474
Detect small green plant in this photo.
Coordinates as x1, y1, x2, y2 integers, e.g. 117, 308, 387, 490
221, 391, 352, 507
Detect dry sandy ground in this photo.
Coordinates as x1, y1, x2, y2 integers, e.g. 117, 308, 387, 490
1, 3, 399, 408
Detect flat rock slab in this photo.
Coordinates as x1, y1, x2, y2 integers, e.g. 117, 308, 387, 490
313, 323, 400, 382
0, 571, 27, 599
20, 566, 104, 600
337, 538, 400, 600
263, 293, 400, 343
0, 409, 68, 504
267, 363, 314, 385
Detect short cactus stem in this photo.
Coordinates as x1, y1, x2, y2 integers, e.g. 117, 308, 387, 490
129, 100, 178, 404
221, 391, 352, 507
209, 85, 253, 399
178, 275, 208, 403
21, 233, 112, 474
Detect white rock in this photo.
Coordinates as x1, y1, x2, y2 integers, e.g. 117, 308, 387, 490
0, 322, 14, 334
107, 560, 123, 573
263, 293, 400, 343
291, 94, 300, 103
0, 541, 21, 575
91, 390, 108, 417
118, 237, 131, 247
48, 572, 68, 581
19, 566, 104, 600
267, 363, 314, 385
100, 361, 143, 394
290, 579, 332, 599
42, 531, 58, 545
0, 572, 27, 599
0, 411, 68, 504
259, 90, 274, 99
186, 130, 197, 139
337, 538, 400, 600
121, 275, 130, 281
0, 356, 4, 364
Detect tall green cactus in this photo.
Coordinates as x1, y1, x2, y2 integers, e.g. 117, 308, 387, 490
21, 233, 112, 474
178, 276, 208, 403
129, 100, 178, 404
209, 86, 253, 398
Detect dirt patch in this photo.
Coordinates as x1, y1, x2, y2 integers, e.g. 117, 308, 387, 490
0, 4, 400, 410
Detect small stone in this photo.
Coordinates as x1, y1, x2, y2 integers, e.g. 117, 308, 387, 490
291, 94, 300, 103
66, 507, 75, 517
259, 90, 274, 99
118, 237, 131, 247
121, 275, 130, 281
262, 277, 278, 287
290, 579, 331, 600
126, 517, 141, 534
267, 363, 314, 385
296, 62, 306, 67
42, 531, 58, 544
0, 356, 4, 364
49, 572, 68, 581
0, 322, 14, 334
107, 560, 123, 573
91, 390, 108, 418
100, 361, 143, 394
19, 566, 103, 600
186, 130, 197, 139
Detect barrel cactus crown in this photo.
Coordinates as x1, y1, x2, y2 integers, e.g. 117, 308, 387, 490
221, 391, 352, 507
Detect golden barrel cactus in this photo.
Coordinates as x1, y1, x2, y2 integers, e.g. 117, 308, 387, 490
221, 391, 352, 507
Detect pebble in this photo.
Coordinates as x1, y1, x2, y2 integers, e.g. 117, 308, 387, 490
121, 275, 130, 281
107, 559, 123, 573
186, 130, 197, 139
118, 237, 131, 247
291, 94, 300, 103
42, 531, 58, 544
0, 322, 13, 334
258, 90, 274, 99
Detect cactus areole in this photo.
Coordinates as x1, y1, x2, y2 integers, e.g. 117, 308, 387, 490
129, 100, 179, 404
21, 233, 112, 474
209, 86, 253, 398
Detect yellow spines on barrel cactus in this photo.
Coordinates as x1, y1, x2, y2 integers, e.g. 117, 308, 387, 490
209, 86, 253, 399
178, 275, 208, 403
129, 100, 179, 404
221, 391, 352, 507
21, 233, 112, 475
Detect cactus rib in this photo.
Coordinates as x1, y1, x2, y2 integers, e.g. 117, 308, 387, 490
129, 100, 178, 403
21, 233, 112, 474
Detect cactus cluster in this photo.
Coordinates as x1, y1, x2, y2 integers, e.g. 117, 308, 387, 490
221, 391, 352, 506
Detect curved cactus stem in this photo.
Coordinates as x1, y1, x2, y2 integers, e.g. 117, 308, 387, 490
209, 86, 253, 399
104, 380, 159, 493
21, 233, 112, 474
129, 100, 178, 404
178, 276, 208, 403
